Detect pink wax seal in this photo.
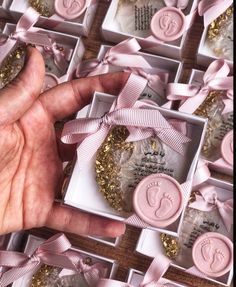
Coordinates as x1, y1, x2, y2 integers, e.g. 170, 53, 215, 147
221, 130, 233, 166
192, 232, 233, 278
133, 173, 183, 228
150, 7, 186, 42
43, 73, 59, 91
54, 0, 89, 20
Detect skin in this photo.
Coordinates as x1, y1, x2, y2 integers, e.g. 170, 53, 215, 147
0, 47, 129, 237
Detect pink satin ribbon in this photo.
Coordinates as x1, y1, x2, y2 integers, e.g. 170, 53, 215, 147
167, 59, 233, 114
76, 38, 153, 78
189, 185, 233, 232
198, 0, 233, 27
61, 73, 191, 170
0, 233, 106, 287
0, 7, 52, 65
97, 254, 172, 287
192, 159, 211, 187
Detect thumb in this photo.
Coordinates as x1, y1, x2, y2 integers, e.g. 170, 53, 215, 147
0, 46, 45, 126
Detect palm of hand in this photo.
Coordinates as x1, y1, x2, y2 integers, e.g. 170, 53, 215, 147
0, 47, 127, 237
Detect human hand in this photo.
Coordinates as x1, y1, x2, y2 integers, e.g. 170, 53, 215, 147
0, 47, 129, 237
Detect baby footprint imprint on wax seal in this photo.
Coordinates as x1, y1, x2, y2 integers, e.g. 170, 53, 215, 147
201, 239, 213, 262
192, 232, 233, 277
133, 173, 184, 228
55, 0, 89, 20
155, 192, 173, 218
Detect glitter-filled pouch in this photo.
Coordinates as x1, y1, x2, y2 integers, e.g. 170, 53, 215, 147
102, 0, 198, 59
135, 177, 233, 286
0, 9, 84, 91
197, 0, 233, 67
62, 73, 207, 236
0, 234, 117, 287
9, 0, 99, 36
166, 59, 233, 175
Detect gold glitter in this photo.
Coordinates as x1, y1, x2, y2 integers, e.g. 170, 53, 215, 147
30, 264, 60, 287
194, 91, 225, 157
0, 45, 26, 89
29, 0, 50, 17
160, 233, 180, 259
207, 5, 233, 40
95, 126, 134, 212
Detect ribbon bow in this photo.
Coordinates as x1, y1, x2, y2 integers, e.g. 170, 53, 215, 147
61, 74, 190, 169
0, 233, 106, 287
75, 38, 152, 78
97, 255, 175, 287
198, 0, 233, 27
0, 7, 52, 65
166, 59, 233, 114
189, 185, 233, 232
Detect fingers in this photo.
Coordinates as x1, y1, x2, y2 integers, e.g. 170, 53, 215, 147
0, 47, 45, 126
45, 203, 126, 237
40, 72, 130, 123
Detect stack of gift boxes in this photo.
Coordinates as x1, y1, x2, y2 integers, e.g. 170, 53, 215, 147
0, 0, 233, 286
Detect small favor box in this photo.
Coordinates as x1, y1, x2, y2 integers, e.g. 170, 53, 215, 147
63, 90, 207, 237
196, 5, 233, 70
136, 177, 233, 286
9, 0, 99, 37
77, 43, 183, 107
186, 68, 233, 176
87, 235, 121, 248
1, 22, 85, 89
0, 0, 12, 19
127, 268, 188, 287
101, 0, 198, 59
11, 234, 118, 287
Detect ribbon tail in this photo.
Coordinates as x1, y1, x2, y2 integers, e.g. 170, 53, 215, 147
84, 264, 107, 286
77, 125, 109, 170
178, 91, 208, 114
125, 214, 150, 228
219, 201, 233, 232
0, 262, 39, 287
222, 99, 233, 114
188, 195, 214, 211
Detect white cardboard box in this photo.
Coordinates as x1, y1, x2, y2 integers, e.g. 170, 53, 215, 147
0, 0, 12, 19
101, 0, 198, 59
127, 268, 188, 287
135, 177, 233, 286
12, 234, 118, 287
77, 43, 183, 107
186, 69, 233, 176
9, 0, 99, 36
87, 235, 122, 248
1, 22, 85, 84
63, 91, 207, 237
196, 23, 233, 71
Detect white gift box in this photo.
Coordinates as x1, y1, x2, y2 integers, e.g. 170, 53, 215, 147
196, 21, 233, 71
0, 0, 12, 19
63, 91, 207, 237
12, 234, 118, 287
77, 44, 183, 108
87, 235, 121, 248
127, 268, 188, 287
1, 22, 85, 84
135, 177, 233, 286
101, 0, 198, 59
186, 69, 233, 176
9, 0, 99, 37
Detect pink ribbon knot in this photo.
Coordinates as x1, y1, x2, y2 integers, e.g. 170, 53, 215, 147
0, 7, 52, 65
189, 185, 233, 232
198, 0, 233, 27
166, 59, 233, 114
61, 74, 190, 170
0, 233, 106, 287
76, 38, 152, 78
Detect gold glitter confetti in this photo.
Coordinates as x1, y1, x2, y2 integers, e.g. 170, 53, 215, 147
30, 264, 61, 287
194, 91, 225, 158
207, 5, 233, 41
0, 45, 26, 89
160, 233, 180, 259
95, 126, 134, 212
29, 0, 50, 17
